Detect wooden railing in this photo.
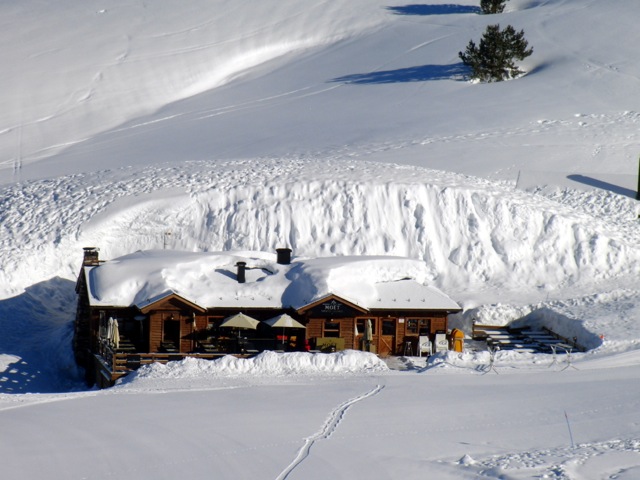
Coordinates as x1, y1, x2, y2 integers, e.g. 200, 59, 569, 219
112, 352, 228, 373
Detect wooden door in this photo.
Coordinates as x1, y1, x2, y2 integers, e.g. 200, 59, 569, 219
378, 318, 396, 356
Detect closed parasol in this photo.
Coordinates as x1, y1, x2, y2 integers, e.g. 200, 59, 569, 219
364, 318, 373, 352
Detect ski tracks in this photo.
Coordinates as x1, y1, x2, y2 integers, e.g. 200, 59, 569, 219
275, 384, 384, 480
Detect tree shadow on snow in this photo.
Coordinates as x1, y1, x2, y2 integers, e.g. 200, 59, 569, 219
386, 4, 481, 15
331, 62, 467, 84
567, 174, 637, 199
0, 277, 85, 393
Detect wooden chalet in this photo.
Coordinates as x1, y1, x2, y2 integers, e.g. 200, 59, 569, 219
74, 247, 461, 387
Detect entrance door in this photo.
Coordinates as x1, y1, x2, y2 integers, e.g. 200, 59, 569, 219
378, 319, 396, 356
163, 319, 181, 352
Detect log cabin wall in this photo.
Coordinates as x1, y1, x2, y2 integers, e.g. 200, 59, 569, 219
306, 318, 323, 341
82, 288, 452, 360
73, 273, 91, 367
149, 313, 163, 352
303, 311, 450, 355
305, 318, 356, 346
341, 319, 356, 350
180, 314, 196, 353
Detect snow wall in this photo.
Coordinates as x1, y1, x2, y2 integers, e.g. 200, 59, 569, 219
1, 159, 638, 303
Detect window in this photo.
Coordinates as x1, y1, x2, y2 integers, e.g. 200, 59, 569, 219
419, 319, 430, 336
407, 318, 430, 335
324, 320, 340, 338
407, 319, 418, 334
382, 319, 396, 336
356, 318, 376, 336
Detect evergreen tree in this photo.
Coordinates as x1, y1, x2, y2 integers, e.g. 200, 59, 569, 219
481, 0, 509, 14
458, 24, 533, 82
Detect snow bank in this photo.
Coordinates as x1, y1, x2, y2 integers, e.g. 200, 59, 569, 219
2, 159, 638, 306
119, 350, 388, 385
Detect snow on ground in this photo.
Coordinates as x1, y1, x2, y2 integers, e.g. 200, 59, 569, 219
2, 351, 640, 480
1, 0, 640, 478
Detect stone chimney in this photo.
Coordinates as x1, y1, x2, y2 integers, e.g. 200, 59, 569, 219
236, 262, 247, 284
82, 247, 100, 266
276, 248, 292, 265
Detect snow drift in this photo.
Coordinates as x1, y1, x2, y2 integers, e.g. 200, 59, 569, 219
1, 160, 637, 306
119, 350, 388, 386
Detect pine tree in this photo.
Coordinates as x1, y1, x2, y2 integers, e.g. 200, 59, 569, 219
481, 0, 509, 14
458, 24, 533, 82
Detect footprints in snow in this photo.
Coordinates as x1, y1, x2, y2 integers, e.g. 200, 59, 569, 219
276, 384, 384, 480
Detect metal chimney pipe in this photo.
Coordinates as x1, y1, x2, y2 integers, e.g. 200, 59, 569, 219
236, 262, 247, 283
276, 248, 292, 265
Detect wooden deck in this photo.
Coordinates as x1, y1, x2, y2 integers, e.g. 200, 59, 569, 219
472, 324, 582, 353
93, 341, 257, 388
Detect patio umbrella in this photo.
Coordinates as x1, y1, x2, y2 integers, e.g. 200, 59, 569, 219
263, 314, 306, 347
220, 313, 260, 353
109, 317, 120, 350
105, 317, 113, 342
220, 313, 260, 330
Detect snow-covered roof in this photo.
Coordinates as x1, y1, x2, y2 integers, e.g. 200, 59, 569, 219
84, 250, 460, 312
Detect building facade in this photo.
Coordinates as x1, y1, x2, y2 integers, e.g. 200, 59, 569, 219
74, 248, 461, 387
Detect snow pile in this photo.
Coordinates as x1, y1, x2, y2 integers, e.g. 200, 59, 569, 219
121, 350, 388, 384
2, 159, 638, 308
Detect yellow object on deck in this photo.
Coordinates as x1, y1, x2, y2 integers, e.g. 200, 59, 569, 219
451, 328, 464, 352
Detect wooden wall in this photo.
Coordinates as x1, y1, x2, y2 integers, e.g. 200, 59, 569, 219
302, 311, 450, 356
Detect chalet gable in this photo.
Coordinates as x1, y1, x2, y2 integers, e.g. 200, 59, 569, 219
296, 293, 368, 317
135, 290, 206, 314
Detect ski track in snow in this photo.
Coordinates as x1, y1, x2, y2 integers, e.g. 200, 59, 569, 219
276, 384, 384, 480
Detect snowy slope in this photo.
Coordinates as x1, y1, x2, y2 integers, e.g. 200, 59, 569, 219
2, 0, 639, 186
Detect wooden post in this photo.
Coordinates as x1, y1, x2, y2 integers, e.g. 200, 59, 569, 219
637, 156, 640, 200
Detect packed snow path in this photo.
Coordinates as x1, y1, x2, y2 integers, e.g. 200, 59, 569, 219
277, 384, 384, 480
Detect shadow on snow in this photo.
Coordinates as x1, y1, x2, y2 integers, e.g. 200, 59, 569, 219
567, 174, 637, 199
331, 62, 467, 84
386, 4, 481, 16
0, 277, 84, 394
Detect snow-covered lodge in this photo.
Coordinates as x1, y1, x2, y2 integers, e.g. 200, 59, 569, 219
74, 247, 461, 387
